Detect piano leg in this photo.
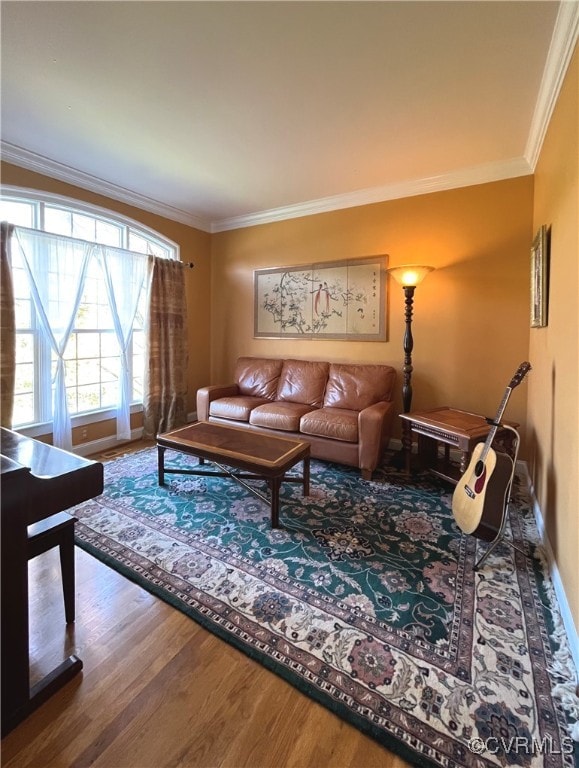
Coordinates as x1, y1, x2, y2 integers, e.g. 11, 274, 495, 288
1, 506, 30, 733
1, 511, 83, 737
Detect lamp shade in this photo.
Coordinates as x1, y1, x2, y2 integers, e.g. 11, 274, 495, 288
387, 265, 434, 287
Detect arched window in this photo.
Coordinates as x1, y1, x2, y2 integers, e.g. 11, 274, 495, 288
0, 188, 179, 435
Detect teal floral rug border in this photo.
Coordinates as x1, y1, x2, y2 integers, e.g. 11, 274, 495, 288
73, 448, 579, 767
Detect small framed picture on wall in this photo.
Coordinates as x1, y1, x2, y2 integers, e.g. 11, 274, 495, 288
530, 225, 549, 328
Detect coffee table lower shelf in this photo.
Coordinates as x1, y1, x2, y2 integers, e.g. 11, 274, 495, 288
157, 422, 311, 528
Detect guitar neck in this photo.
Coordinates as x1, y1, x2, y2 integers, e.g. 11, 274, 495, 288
478, 387, 512, 461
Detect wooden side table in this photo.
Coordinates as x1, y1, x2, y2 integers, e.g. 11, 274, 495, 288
399, 406, 519, 484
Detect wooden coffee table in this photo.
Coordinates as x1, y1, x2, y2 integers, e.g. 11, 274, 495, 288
156, 422, 310, 528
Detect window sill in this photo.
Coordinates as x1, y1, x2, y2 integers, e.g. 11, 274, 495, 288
16, 404, 144, 439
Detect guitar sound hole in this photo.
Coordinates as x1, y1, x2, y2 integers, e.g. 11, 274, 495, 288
475, 460, 485, 476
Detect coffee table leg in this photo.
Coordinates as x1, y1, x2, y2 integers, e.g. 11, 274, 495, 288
158, 445, 165, 486
303, 456, 310, 496
270, 477, 281, 528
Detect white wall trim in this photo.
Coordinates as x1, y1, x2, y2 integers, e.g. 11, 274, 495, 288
1, 141, 212, 233
73, 411, 197, 457
519, 461, 579, 680
2, 142, 532, 236
211, 157, 532, 232
525, 0, 579, 170
393, 446, 579, 678
73, 427, 144, 458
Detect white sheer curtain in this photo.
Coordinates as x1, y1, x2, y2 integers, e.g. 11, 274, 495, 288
13, 227, 91, 451
99, 245, 147, 440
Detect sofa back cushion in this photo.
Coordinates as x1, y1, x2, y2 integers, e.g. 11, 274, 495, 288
276, 359, 329, 407
323, 363, 395, 411
235, 357, 283, 400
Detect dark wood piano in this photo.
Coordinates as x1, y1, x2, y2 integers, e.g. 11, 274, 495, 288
1, 427, 104, 737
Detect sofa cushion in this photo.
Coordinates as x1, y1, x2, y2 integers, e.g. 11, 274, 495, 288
209, 396, 270, 422
300, 407, 358, 443
249, 402, 316, 432
323, 363, 395, 411
235, 357, 283, 400
276, 359, 329, 407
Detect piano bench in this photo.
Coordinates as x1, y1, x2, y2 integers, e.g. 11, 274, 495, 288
27, 512, 78, 624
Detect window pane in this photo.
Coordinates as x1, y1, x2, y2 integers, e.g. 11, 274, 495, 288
64, 335, 77, 361
128, 232, 148, 254
0, 200, 35, 227
101, 357, 118, 384
13, 393, 35, 426
101, 333, 119, 357
44, 207, 72, 236
16, 334, 34, 364
133, 329, 144, 355
72, 213, 96, 241
78, 358, 100, 386
77, 384, 102, 412
15, 362, 34, 393
66, 387, 78, 414
78, 332, 101, 358
101, 382, 117, 407
14, 298, 32, 328
96, 220, 122, 246
65, 360, 77, 386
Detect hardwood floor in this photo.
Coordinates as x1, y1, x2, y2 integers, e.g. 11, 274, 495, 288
2, 445, 412, 768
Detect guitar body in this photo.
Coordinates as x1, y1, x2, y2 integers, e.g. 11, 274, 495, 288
452, 443, 514, 542
451, 361, 530, 545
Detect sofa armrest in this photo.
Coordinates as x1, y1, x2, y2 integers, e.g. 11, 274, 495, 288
358, 400, 396, 479
196, 384, 239, 421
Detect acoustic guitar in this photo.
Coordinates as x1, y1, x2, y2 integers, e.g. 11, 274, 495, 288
452, 362, 531, 542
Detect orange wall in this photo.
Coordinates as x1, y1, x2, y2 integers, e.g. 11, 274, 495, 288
529, 45, 579, 628
211, 176, 534, 453
0, 162, 212, 436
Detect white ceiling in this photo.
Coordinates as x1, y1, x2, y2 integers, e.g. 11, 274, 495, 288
1, 1, 577, 233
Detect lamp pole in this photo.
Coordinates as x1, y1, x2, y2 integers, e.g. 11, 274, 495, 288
386, 265, 434, 472
402, 285, 415, 415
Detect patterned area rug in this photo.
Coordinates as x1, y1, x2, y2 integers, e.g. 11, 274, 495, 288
73, 447, 578, 767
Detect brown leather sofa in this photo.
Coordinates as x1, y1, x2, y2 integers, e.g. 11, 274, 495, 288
197, 357, 397, 479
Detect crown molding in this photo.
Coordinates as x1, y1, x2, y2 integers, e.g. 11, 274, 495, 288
211, 157, 532, 232
525, 0, 579, 171
0, 152, 533, 237
0, 142, 212, 233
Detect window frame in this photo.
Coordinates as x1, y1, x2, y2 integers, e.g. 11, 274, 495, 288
1, 186, 180, 438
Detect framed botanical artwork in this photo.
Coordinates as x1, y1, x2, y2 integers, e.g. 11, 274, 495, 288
530, 225, 548, 328
254, 255, 388, 340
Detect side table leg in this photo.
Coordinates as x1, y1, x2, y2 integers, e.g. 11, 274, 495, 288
158, 445, 166, 486
402, 421, 413, 474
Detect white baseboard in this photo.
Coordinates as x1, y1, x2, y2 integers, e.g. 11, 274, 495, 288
73, 427, 144, 458
73, 412, 198, 457
389, 442, 579, 679
519, 461, 579, 682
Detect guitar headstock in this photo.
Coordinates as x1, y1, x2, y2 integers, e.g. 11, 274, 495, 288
510, 361, 532, 388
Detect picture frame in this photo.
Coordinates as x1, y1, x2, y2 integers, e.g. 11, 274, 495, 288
254, 255, 388, 340
530, 225, 548, 328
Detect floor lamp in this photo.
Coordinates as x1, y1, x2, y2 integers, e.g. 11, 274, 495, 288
387, 265, 434, 469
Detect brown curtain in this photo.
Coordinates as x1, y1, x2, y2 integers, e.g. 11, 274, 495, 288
1, 222, 16, 428
143, 256, 189, 437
